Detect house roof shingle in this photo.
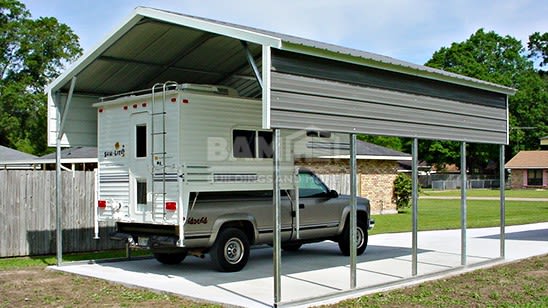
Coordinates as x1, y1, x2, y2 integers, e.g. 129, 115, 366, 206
505, 151, 548, 169
0, 145, 37, 161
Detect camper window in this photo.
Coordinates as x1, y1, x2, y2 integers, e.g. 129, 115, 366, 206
233, 130, 273, 159
136, 125, 147, 158
136, 179, 147, 212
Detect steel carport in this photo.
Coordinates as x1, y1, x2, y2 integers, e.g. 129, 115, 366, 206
46, 6, 516, 306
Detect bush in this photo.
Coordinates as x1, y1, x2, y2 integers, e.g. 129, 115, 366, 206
393, 173, 416, 211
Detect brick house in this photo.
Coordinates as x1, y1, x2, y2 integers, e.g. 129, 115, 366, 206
296, 140, 411, 214
505, 150, 548, 188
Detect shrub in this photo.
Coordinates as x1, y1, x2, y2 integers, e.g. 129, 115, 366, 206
393, 173, 417, 211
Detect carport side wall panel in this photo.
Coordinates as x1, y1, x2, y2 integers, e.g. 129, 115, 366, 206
269, 74, 507, 144
270, 50, 507, 109
47, 94, 99, 147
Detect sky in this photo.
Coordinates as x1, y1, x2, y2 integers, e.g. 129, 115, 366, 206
20, 0, 548, 66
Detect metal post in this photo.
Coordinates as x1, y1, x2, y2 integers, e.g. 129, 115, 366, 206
411, 138, 418, 276
273, 129, 282, 305
349, 133, 357, 288
499, 145, 505, 258
55, 130, 62, 266
460, 142, 467, 266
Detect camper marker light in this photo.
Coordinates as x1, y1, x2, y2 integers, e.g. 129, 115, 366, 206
98, 108, 104, 113
132, 104, 138, 109
98, 200, 107, 208
170, 97, 177, 103
165, 201, 177, 211
123, 105, 128, 110
182, 99, 189, 104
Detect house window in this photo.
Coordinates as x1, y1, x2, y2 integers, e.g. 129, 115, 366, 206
136, 125, 147, 158
233, 129, 273, 158
527, 169, 543, 186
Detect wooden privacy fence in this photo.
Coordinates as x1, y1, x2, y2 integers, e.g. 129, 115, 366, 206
0, 170, 121, 258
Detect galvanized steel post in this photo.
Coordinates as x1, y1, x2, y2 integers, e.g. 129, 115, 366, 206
412, 138, 418, 276
460, 142, 467, 266
349, 133, 357, 288
273, 128, 282, 305
499, 145, 506, 258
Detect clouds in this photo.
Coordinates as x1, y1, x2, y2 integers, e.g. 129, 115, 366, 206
21, 0, 548, 65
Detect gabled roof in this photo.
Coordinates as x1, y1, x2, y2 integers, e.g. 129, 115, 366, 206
505, 151, 548, 169
0, 146, 37, 161
47, 6, 515, 98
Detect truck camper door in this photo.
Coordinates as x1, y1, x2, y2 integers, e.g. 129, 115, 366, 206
130, 112, 151, 220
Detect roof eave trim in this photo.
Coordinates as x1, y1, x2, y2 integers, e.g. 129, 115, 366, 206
280, 41, 517, 96
137, 7, 282, 48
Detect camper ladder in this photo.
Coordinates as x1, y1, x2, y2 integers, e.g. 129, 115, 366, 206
150, 82, 178, 221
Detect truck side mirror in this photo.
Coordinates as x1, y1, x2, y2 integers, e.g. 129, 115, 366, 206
328, 190, 339, 198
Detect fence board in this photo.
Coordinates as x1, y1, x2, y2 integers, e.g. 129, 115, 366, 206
0, 170, 121, 257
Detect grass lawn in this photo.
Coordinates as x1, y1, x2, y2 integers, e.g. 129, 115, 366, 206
422, 188, 547, 198
371, 199, 548, 235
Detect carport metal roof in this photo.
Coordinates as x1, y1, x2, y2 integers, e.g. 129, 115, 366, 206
48, 7, 515, 98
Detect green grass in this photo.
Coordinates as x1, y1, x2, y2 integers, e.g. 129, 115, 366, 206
371, 199, 548, 235
0, 249, 151, 270
422, 188, 548, 198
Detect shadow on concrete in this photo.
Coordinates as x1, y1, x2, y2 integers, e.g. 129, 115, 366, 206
479, 228, 548, 242
92, 242, 431, 287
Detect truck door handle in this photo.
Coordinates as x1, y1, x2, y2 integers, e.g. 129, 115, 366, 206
299, 204, 305, 209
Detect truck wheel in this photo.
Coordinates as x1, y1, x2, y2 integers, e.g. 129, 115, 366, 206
338, 219, 368, 256
281, 242, 302, 251
153, 251, 187, 265
211, 228, 250, 272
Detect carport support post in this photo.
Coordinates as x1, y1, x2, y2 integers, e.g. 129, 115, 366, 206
349, 133, 357, 288
460, 142, 467, 266
273, 128, 282, 305
499, 145, 506, 258
411, 138, 418, 276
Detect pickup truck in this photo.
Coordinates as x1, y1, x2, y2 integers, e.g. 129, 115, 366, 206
113, 169, 374, 272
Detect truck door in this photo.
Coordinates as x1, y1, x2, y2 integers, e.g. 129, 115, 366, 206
130, 112, 151, 221
296, 171, 345, 239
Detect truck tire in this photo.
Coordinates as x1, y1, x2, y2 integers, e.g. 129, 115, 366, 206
338, 219, 368, 256
211, 228, 250, 272
153, 251, 187, 265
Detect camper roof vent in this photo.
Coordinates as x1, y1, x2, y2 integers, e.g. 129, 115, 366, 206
181, 84, 239, 97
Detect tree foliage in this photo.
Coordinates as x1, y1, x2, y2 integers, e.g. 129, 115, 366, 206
423, 29, 548, 170
0, 0, 82, 155
528, 32, 548, 68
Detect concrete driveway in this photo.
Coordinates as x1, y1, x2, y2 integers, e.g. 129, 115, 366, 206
53, 222, 548, 307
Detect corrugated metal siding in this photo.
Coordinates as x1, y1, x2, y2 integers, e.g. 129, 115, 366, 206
270, 53, 508, 144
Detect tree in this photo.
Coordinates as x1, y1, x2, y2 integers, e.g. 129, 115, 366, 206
0, 0, 82, 155
424, 29, 548, 168
528, 32, 548, 68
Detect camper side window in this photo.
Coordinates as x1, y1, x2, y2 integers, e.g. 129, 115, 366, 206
233, 129, 273, 159
136, 125, 147, 158
136, 179, 147, 212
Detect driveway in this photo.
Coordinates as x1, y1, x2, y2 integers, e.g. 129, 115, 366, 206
52, 222, 548, 307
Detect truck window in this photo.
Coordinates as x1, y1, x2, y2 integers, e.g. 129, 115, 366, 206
299, 172, 328, 198
136, 125, 147, 158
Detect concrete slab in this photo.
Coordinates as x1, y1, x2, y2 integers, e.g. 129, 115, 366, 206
52, 222, 548, 307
